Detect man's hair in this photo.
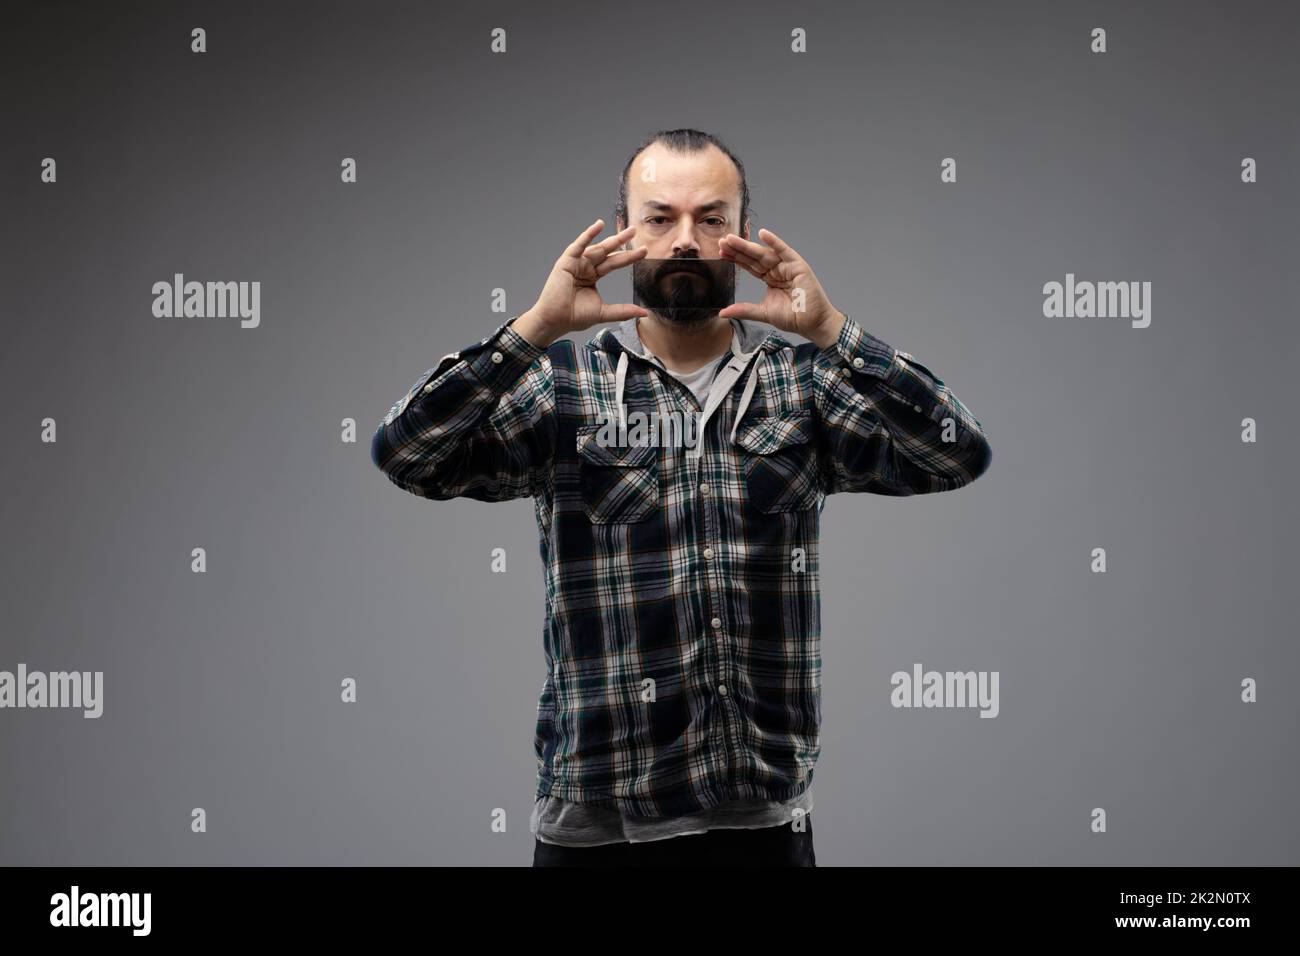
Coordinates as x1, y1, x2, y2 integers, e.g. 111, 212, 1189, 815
615, 128, 751, 234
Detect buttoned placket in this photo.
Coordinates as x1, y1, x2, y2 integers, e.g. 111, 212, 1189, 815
637, 325, 765, 788
692, 402, 739, 785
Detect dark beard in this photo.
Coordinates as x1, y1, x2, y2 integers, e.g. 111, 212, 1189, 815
631, 257, 736, 328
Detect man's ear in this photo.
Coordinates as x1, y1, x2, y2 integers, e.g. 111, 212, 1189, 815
615, 215, 627, 248
741, 217, 751, 241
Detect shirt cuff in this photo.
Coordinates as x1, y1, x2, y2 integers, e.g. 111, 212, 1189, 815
412, 315, 546, 399
817, 312, 898, 379
459, 315, 547, 391
817, 313, 938, 418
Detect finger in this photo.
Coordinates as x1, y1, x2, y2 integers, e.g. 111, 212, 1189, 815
717, 301, 767, 322
757, 227, 799, 262
583, 224, 639, 265
593, 246, 648, 277
600, 302, 651, 323
720, 244, 770, 280
721, 232, 781, 271
610, 223, 638, 246
720, 232, 770, 258
720, 242, 764, 271
563, 219, 606, 259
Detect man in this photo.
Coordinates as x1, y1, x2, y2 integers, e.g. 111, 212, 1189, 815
371, 129, 992, 867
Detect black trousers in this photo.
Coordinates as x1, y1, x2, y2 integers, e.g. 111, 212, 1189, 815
532, 815, 815, 867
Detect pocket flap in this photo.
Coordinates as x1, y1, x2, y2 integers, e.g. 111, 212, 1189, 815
732, 409, 814, 455
577, 428, 658, 467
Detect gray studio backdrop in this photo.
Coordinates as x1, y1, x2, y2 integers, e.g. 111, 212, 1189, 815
2, 0, 1296, 866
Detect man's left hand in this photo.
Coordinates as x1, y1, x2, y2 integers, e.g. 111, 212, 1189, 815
718, 227, 846, 349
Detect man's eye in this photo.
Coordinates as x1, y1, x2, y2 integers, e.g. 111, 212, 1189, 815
646, 217, 668, 225
704, 218, 725, 226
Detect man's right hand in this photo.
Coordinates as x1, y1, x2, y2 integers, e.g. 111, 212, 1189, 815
512, 219, 649, 348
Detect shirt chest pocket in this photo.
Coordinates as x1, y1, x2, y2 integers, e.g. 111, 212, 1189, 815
733, 408, 822, 514
576, 428, 661, 523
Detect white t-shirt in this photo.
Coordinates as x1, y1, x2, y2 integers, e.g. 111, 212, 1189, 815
660, 353, 729, 407
643, 318, 739, 408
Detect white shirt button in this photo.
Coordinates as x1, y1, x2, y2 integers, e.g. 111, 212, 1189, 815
699, 483, 710, 495
717, 684, 728, 697
852, 356, 865, 369
711, 616, 722, 629
423, 383, 433, 393
913, 404, 923, 413
490, 351, 504, 364
703, 547, 714, 560
840, 366, 851, 376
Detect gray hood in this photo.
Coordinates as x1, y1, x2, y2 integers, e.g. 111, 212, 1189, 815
587, 316, 792, 446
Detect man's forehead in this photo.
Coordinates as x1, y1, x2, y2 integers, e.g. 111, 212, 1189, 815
629, 143, 741, 208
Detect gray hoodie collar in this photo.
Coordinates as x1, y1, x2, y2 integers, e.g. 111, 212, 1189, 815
588, 315, 789, 360
593, 314, 785, 448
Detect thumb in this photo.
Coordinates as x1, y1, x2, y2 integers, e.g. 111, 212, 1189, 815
718, 302, 766, 322
600, 303, 651, 323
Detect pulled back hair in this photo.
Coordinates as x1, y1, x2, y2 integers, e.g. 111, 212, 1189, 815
615, 128, 750, 233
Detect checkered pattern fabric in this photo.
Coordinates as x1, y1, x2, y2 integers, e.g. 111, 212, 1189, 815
372, 313, 991, 816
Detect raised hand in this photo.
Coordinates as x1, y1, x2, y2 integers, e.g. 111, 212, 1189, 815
514, 219, 649, 347
717, 227, 845, 348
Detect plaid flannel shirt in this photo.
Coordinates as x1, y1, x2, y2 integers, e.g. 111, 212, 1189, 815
371, 311, 992, 817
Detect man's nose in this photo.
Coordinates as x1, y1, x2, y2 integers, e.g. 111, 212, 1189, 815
670, 222, 701, 256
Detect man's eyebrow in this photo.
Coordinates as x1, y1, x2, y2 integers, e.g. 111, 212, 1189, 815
640, 199, 732, 214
